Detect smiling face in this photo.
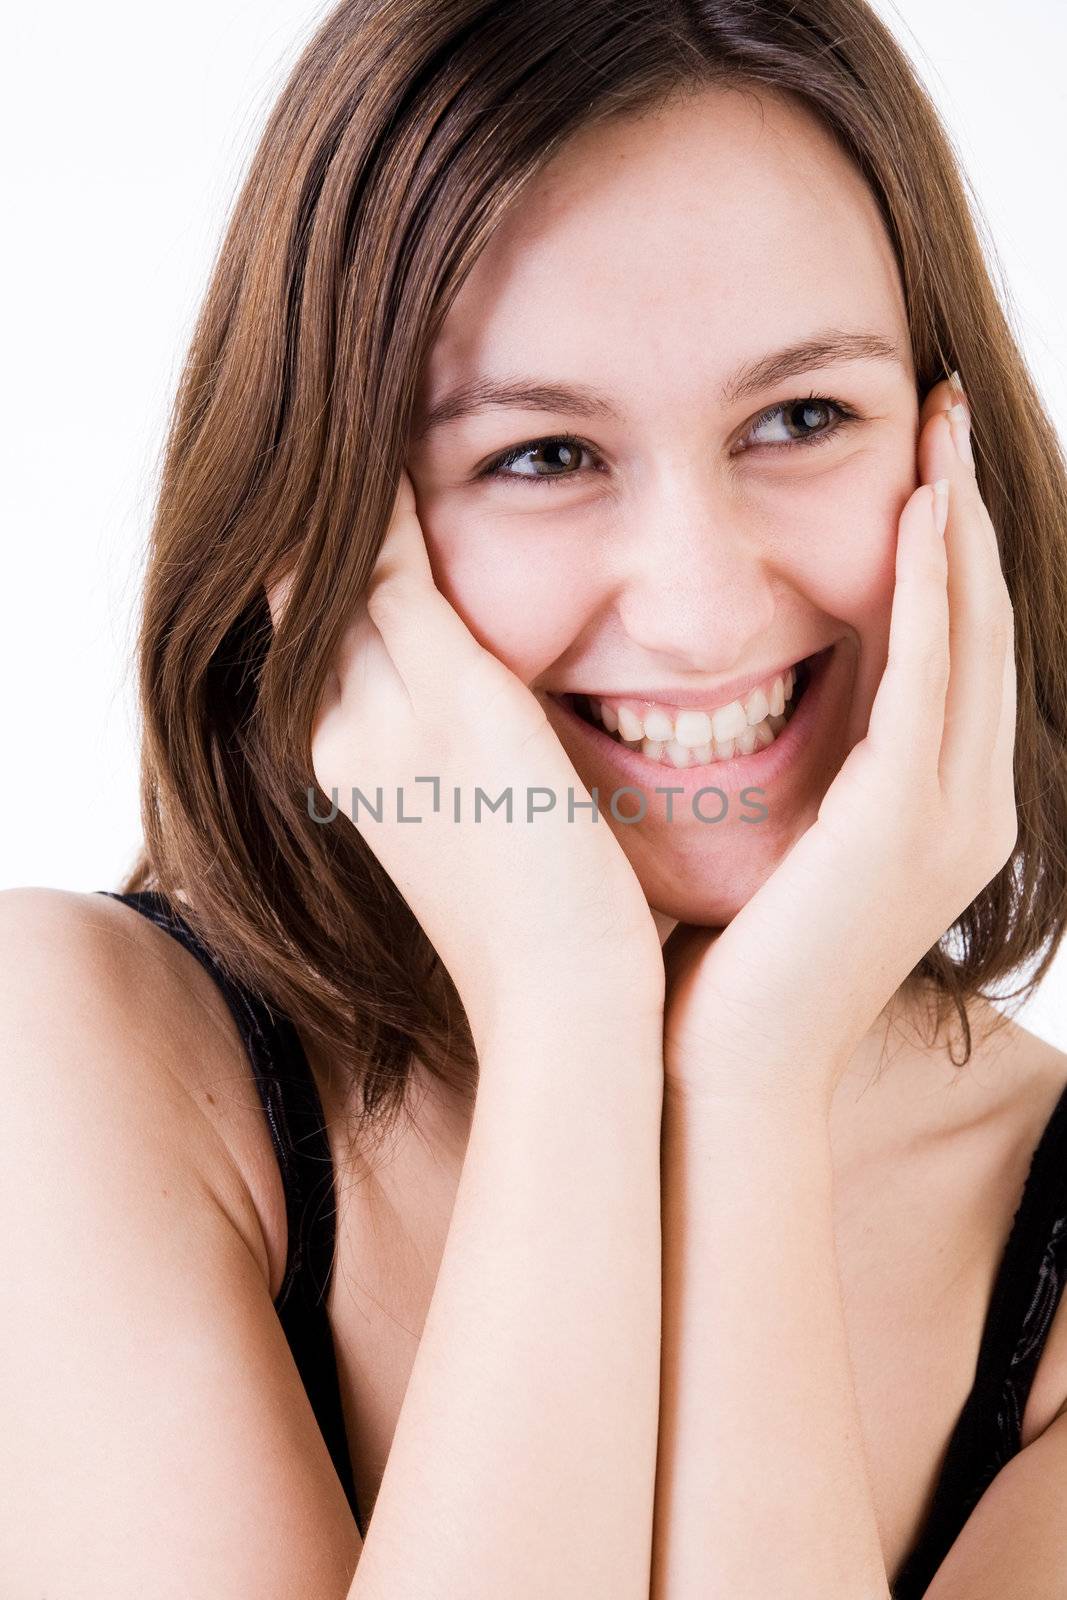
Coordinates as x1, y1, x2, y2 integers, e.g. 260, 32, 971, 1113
406, 82, 920, 927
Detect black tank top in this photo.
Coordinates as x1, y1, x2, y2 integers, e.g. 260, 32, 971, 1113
97, 889, 1067, 1592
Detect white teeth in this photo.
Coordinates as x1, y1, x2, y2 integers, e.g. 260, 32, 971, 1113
578, 658, 807, 769
617, 705, 645, 742
674, 709, 713, 748
643, 707, 675, 742
711, 700, 749, 742
745, 687, 770, 725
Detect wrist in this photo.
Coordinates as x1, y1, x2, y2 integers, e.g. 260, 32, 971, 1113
471, 973, 665, 1066
663, 1058, 836, 1122
465, 936, 661, 1034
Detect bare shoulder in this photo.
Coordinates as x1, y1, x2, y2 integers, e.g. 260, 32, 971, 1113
925, 996, 1067, 1177
0, 886, 362, 1592
971, 998, 1067, 1134
0, 886, 285, 1297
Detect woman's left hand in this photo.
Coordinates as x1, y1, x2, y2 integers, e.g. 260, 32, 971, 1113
661, 376, 1018, 1110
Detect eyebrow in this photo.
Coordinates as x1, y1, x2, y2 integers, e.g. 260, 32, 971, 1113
412, 328, 906, 440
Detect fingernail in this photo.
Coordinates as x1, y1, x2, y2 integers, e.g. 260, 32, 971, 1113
933, 478, 951, 538
946, 371, 975, 469
947, 404, 975, 470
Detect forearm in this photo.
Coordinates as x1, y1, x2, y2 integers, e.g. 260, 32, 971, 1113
350, 1001, 664, 1600
651, 1088, 891, 1599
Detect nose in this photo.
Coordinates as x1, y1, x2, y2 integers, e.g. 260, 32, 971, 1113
614, 479, 779, 672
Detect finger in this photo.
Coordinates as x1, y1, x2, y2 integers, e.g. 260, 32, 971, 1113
917, 371, 978, 473
305, 473, 433, 747
918, 373, 999, 560
917, 374, 957, 432
993, 624, 1018, 786
917, 408, 1013, 797
365, 467, 436, 593
362, 467, 488, 702
311, 609, 403, 770
864, 479, 949, 785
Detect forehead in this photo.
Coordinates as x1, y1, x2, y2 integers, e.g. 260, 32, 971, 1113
426, 85, 909, 394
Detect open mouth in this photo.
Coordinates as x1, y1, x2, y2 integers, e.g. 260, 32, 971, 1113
558, 652, 817, 773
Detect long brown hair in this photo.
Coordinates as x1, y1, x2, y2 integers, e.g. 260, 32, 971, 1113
120, 0, 1067, 1134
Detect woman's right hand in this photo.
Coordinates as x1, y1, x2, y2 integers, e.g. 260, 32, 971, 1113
267, 468, 664, 1044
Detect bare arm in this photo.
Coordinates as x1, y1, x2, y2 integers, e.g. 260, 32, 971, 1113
650, 1086, 888, 1599
1, 889, 663, 1599
350, 996, 664, 1599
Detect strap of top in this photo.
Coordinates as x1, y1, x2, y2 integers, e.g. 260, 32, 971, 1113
892, 1082, 1067, 1597
94, 889, 364, 1534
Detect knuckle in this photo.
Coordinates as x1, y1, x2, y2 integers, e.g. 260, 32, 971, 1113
455, 653, 515, 721
912, 638, 949, 689
908, 545, 949, 587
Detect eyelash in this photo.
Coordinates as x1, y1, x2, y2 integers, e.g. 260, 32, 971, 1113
477, 393, 861, 486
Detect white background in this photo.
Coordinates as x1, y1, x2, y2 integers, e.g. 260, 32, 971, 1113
3, 1, 1066, 1041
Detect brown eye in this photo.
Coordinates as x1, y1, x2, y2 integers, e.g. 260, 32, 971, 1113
481, 433, 593, 484
741, 396, 858, 452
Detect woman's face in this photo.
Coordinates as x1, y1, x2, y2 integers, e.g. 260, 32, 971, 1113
406, 84, 919, 927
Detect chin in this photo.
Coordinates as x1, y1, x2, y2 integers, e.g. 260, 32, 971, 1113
624, 796, 824, 929
638, 865, 767, 929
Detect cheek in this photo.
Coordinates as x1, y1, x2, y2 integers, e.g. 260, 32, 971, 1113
779, 470, 909, 747
775, 469, 903, 634
421, 521, 595, 676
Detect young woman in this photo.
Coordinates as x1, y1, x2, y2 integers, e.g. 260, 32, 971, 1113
4, 2, 1067, 1596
